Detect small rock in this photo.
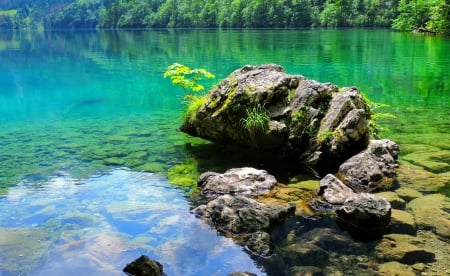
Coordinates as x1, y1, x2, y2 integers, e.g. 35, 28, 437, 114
246, 231, 273, 257
198, 167, 277, 197
337, 139, 399, 192
412, 263, 426, 272
336, 193, 391, 240
317, 174, 357, 205
123, 255, 164, 276
192, 194, 295, 235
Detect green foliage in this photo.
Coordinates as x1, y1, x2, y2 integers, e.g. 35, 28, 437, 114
164, 63, 215, 97
184, 95, 207, 123
164, 63, 214, 123
1, 0, 449, 34
240, 104, 270, 142
392, 0, 450, 34
316, 130, 334, 144
362, 94, 397, 139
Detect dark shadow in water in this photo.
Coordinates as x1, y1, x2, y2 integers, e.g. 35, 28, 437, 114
180, 142, 315, 183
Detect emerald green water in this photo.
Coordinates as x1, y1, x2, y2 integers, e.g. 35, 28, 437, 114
0, 29, 449, 275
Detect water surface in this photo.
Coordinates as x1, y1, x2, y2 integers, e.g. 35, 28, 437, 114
0, 29, 449, 275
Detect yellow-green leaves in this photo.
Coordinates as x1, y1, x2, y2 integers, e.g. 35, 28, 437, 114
164, 63, 215, 96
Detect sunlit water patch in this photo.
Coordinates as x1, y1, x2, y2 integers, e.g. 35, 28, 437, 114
0, 168, 264, 275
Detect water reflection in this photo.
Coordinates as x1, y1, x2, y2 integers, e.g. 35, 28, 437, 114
0, 168, 264, 275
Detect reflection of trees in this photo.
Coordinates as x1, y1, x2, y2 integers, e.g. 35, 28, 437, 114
3, 29, 448, 140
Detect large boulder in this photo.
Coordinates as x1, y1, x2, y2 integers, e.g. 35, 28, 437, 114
198, 167, 277, 198
180, 64, 372, 174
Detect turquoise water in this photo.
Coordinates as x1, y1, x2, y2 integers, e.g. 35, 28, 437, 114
0, 29, 449, 275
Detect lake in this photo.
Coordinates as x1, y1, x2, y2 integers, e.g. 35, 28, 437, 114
0, 29, 449, 275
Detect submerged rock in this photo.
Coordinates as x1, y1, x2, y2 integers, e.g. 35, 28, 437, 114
377, 261, 416, 276
123, 255, 164, 276
375, 234, 435, 264
198, 167, 277, 198
408, 194, 450, 239
390, 209, 417, 235
246, 231, 274, 257
180, 64, 373, 175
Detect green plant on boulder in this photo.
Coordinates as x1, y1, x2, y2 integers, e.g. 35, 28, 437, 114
163, 62, 215, 98
164, 63, 215, 123
184, 95, 207, 123
240, 104, 270, 143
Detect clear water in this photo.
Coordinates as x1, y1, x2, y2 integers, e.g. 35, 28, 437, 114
0, 169, 262, 275
0, 29, 449, 275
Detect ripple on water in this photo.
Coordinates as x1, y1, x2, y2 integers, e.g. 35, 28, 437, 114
0, 168, 264, 275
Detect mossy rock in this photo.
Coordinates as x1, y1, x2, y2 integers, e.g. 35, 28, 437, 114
103, 157, 125, 166
105, 135, 129, 143
289, 180, 320, 191
136, 162, 168, 174
402, 148, 450, 173
397, 162, 450, 193
128, 151, 148, 160
123, 158, 146, 168
167, 159, 199, 188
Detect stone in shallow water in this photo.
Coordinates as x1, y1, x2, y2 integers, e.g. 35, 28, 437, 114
402, 149, 450, 174
394, 187, 423, 202
337, 139, 399, 192
280, 242, 329, 267
246, 231, 274, 257
123, 255, 164, 276
375, 234, 435, 264
335, 193, 391, 240
396, 162, 450, 193
408, 194, 450, 239
377, 261, 416, 276
390, 209, 417, 235
198, 167, 277, 197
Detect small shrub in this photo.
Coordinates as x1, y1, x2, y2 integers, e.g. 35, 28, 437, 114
163, 63, 215, 98
184, 95, 207, 123
240, 104, 270, 142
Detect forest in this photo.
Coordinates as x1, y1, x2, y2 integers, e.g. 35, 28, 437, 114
0, 0, 449, 34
